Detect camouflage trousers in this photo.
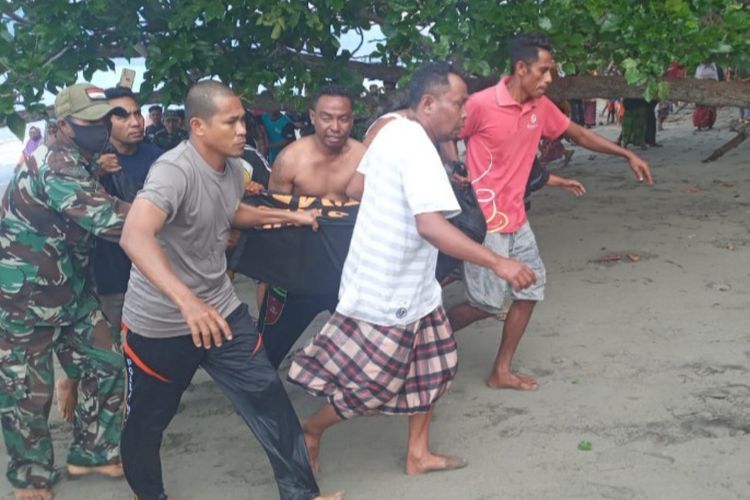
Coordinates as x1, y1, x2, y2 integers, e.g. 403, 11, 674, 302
0, 307, 124, 489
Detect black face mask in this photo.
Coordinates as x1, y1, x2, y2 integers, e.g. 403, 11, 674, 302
64, 118, 111, 154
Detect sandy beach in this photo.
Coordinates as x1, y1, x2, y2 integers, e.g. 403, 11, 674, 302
2, 105, 749, 499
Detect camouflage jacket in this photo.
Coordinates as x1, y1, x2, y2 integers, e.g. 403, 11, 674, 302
152, 129, 187, 151
0, 143, 129, 329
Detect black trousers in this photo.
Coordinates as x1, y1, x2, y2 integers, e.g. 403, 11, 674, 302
258, 287, 337, 368
120, 304, 319, 500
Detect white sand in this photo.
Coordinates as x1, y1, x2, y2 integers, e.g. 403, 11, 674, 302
2, 106, 749, 499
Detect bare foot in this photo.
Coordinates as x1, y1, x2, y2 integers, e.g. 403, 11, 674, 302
14, 488, 53, 500
486, 371, 538, 391
314, 492, 345, 500
301, 421, 321, 476
405, 452, 468, 475
67, 463, 123, 479
55, 376, 78, 423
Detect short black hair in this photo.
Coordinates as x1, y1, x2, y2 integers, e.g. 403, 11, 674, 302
407, 62, 462, 109
148, 105, 162, 113
510, 33, 553, 74
185, 80, 237, 122
309, 84, 353, 110
105, 87, 137, 101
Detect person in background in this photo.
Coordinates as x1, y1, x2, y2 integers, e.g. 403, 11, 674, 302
28, 122, 59, 167
144, 105, 164, 141
245, 109, 269, 158
262, 104, 296, 164
645, 100, 661, 147
583, 98, 597, 128
619, 98, 648, 149
658, 61, 686, 131
15, 126, 43, 168
693, 61, 720, 131
732, 66, 750, 122
175, 108, 187, 132
152, 109, 187, 151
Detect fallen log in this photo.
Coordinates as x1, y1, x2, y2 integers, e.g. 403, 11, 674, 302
702, 119, 749, 163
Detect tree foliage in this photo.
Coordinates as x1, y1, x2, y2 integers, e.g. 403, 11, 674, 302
1, 0, 749, 137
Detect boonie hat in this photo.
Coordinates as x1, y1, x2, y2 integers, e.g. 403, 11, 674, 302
55, 83, 126, 120
163, 109, 180, 120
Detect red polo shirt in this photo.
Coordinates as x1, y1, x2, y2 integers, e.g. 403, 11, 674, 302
460, 76, 570, 233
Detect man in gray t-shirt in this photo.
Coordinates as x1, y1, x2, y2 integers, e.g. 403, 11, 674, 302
121, 139, 244, 337
118, 81, 341, 500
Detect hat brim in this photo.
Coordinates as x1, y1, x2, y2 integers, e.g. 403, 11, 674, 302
70, 103, 126, 121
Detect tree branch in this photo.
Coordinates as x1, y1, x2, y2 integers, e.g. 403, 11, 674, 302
42, 46, 70, 67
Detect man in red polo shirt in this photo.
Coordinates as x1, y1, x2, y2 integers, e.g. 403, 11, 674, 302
447, 33, 653, 391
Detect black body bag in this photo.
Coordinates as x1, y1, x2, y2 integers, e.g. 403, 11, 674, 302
228, 191, 359, 295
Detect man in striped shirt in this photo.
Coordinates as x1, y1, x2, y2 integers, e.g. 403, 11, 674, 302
288, 63, 536, 476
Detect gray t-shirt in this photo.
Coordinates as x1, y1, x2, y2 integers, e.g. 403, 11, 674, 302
122, 141, 244, 338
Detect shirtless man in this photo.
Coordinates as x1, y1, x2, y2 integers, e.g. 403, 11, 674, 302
270, 85, 364, 200
259, 85, 365, 367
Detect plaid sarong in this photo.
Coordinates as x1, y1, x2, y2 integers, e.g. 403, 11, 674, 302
287, 306, 457, 419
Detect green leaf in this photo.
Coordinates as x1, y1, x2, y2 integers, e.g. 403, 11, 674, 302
271, 24, 282, 40
712, 42, 733, 54
539, 17, 552, 31
7, 112, 26, 141
665, 0, 686, 14
644, 83, 654, 102
657, 81, 670, 101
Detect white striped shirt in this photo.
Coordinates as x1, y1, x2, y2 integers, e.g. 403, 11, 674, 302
337, 118, 460, 326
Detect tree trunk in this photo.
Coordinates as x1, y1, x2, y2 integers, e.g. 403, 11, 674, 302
13, 73, 750, 124
546, 76, 750, 108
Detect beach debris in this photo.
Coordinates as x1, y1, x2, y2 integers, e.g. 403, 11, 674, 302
727, 243, 736, 251
591, 253, 623, 263
702, 119, 748, 163
626, 253, 641, 262
707, 282, 731, 292
713, 179, 734, 188
577, 440, 593, 451
686, 186, 701, 193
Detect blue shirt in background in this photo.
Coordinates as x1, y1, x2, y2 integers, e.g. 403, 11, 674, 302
261, 113, 295, 164
94, 142, 162, 296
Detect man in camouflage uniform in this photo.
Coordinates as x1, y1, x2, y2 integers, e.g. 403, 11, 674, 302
0, 83, 129, 500
151, 109, 187, 151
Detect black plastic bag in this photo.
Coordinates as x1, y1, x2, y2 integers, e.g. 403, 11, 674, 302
435, 162, 487, 281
